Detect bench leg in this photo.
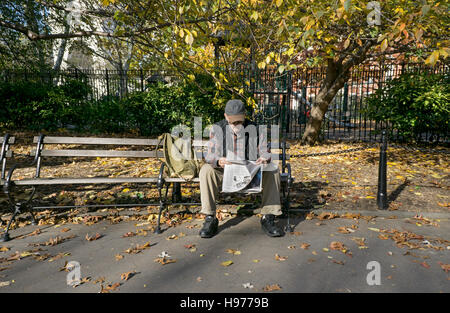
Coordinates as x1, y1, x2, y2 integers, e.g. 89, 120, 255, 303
2, 180, 38, 240
154, 184, 170, 234
282, 183, 293, 233
154, 204, 164, 234
172, 182, 182, 203
1, 204, 20, 242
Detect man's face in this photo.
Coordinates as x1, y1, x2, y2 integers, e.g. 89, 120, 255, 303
224, 113, 245, 134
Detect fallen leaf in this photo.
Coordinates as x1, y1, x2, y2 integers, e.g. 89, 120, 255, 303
275, 254, 288, 261
0, 281, 11, 287
100, 282, 121, 293
48, 252, 71, 262
437, 262, 450, 273
115, 254, 124, 261
124, 242, 151, 254
300, 243, 310, 250
329, 241, 345, 251
263, 284, 282, 292
221, 260, 234, 267
332, 259, 345, 265
154, 257, 176, 265
85, 233, 102, 241
226, 249, 241, 255
93, 277, 105, 284
120, 271, 136, 281
318, 212, 339, 220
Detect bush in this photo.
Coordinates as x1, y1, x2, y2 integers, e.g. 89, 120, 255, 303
365, 72, 449, 142
117, 75, 234, 136
0, 79, 90, 131
0, 73, 251, 136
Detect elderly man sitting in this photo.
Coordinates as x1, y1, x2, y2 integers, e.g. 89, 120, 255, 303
199, 99, 284, 238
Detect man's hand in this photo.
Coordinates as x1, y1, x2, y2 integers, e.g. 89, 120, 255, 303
218, 157, 231, 168
255, 157, 269, 165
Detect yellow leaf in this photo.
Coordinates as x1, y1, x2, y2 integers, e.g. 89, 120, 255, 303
425, 50, 440, 66
221, 260, 233, 267
250, 11, 259, 21
275, 0, 283, 7
380, 39, 388, 52
185, 32, 194, 45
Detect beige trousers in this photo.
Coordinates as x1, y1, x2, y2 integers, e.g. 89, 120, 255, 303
199, 163, 283, 216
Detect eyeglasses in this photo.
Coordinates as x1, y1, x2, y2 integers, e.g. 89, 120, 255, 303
229, 121, 244, 126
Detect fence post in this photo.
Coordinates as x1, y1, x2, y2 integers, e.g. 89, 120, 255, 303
342, 82, 348, 122
377, 130, 388, 210
105, 69, 110, 97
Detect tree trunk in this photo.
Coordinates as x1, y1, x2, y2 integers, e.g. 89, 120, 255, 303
301, 58, 351, 145
53, 22, 71, 72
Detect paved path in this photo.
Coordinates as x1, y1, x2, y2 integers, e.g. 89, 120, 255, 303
0, 210, 449, 293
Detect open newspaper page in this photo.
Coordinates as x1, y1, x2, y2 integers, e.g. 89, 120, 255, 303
222, 160, 262, 193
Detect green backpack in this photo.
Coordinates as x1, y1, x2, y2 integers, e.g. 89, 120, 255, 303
158, 133, 201, 180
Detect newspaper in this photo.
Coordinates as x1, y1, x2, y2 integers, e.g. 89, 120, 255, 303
222, 160, 262, 193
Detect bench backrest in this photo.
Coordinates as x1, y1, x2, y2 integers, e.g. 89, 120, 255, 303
30, 135, 289, 177
1, 134, 15, 179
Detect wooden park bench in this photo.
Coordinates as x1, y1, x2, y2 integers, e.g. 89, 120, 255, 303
1, 134, 293, 241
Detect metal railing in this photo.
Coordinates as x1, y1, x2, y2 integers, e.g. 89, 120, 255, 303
1, 62, 448, 144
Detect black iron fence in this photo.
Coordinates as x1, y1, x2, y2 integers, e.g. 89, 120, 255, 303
245, 62, 449, 143
1, 62, 448, 143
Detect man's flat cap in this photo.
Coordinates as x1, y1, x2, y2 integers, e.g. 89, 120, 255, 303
225, 99, 246, 122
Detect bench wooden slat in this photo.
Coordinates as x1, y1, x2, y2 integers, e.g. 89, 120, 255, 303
30, 150, 215, 159
192, 140, 290, 149
165, 174, 288, 183
30, 149, 164, 158
165, 177, 201, 183
32, 137, 290, 150
11, 173, 287, 186
33, 136, 160, 146
13, 177, 159, 185
0, 136, 15, 144
30, 149, 288, 160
